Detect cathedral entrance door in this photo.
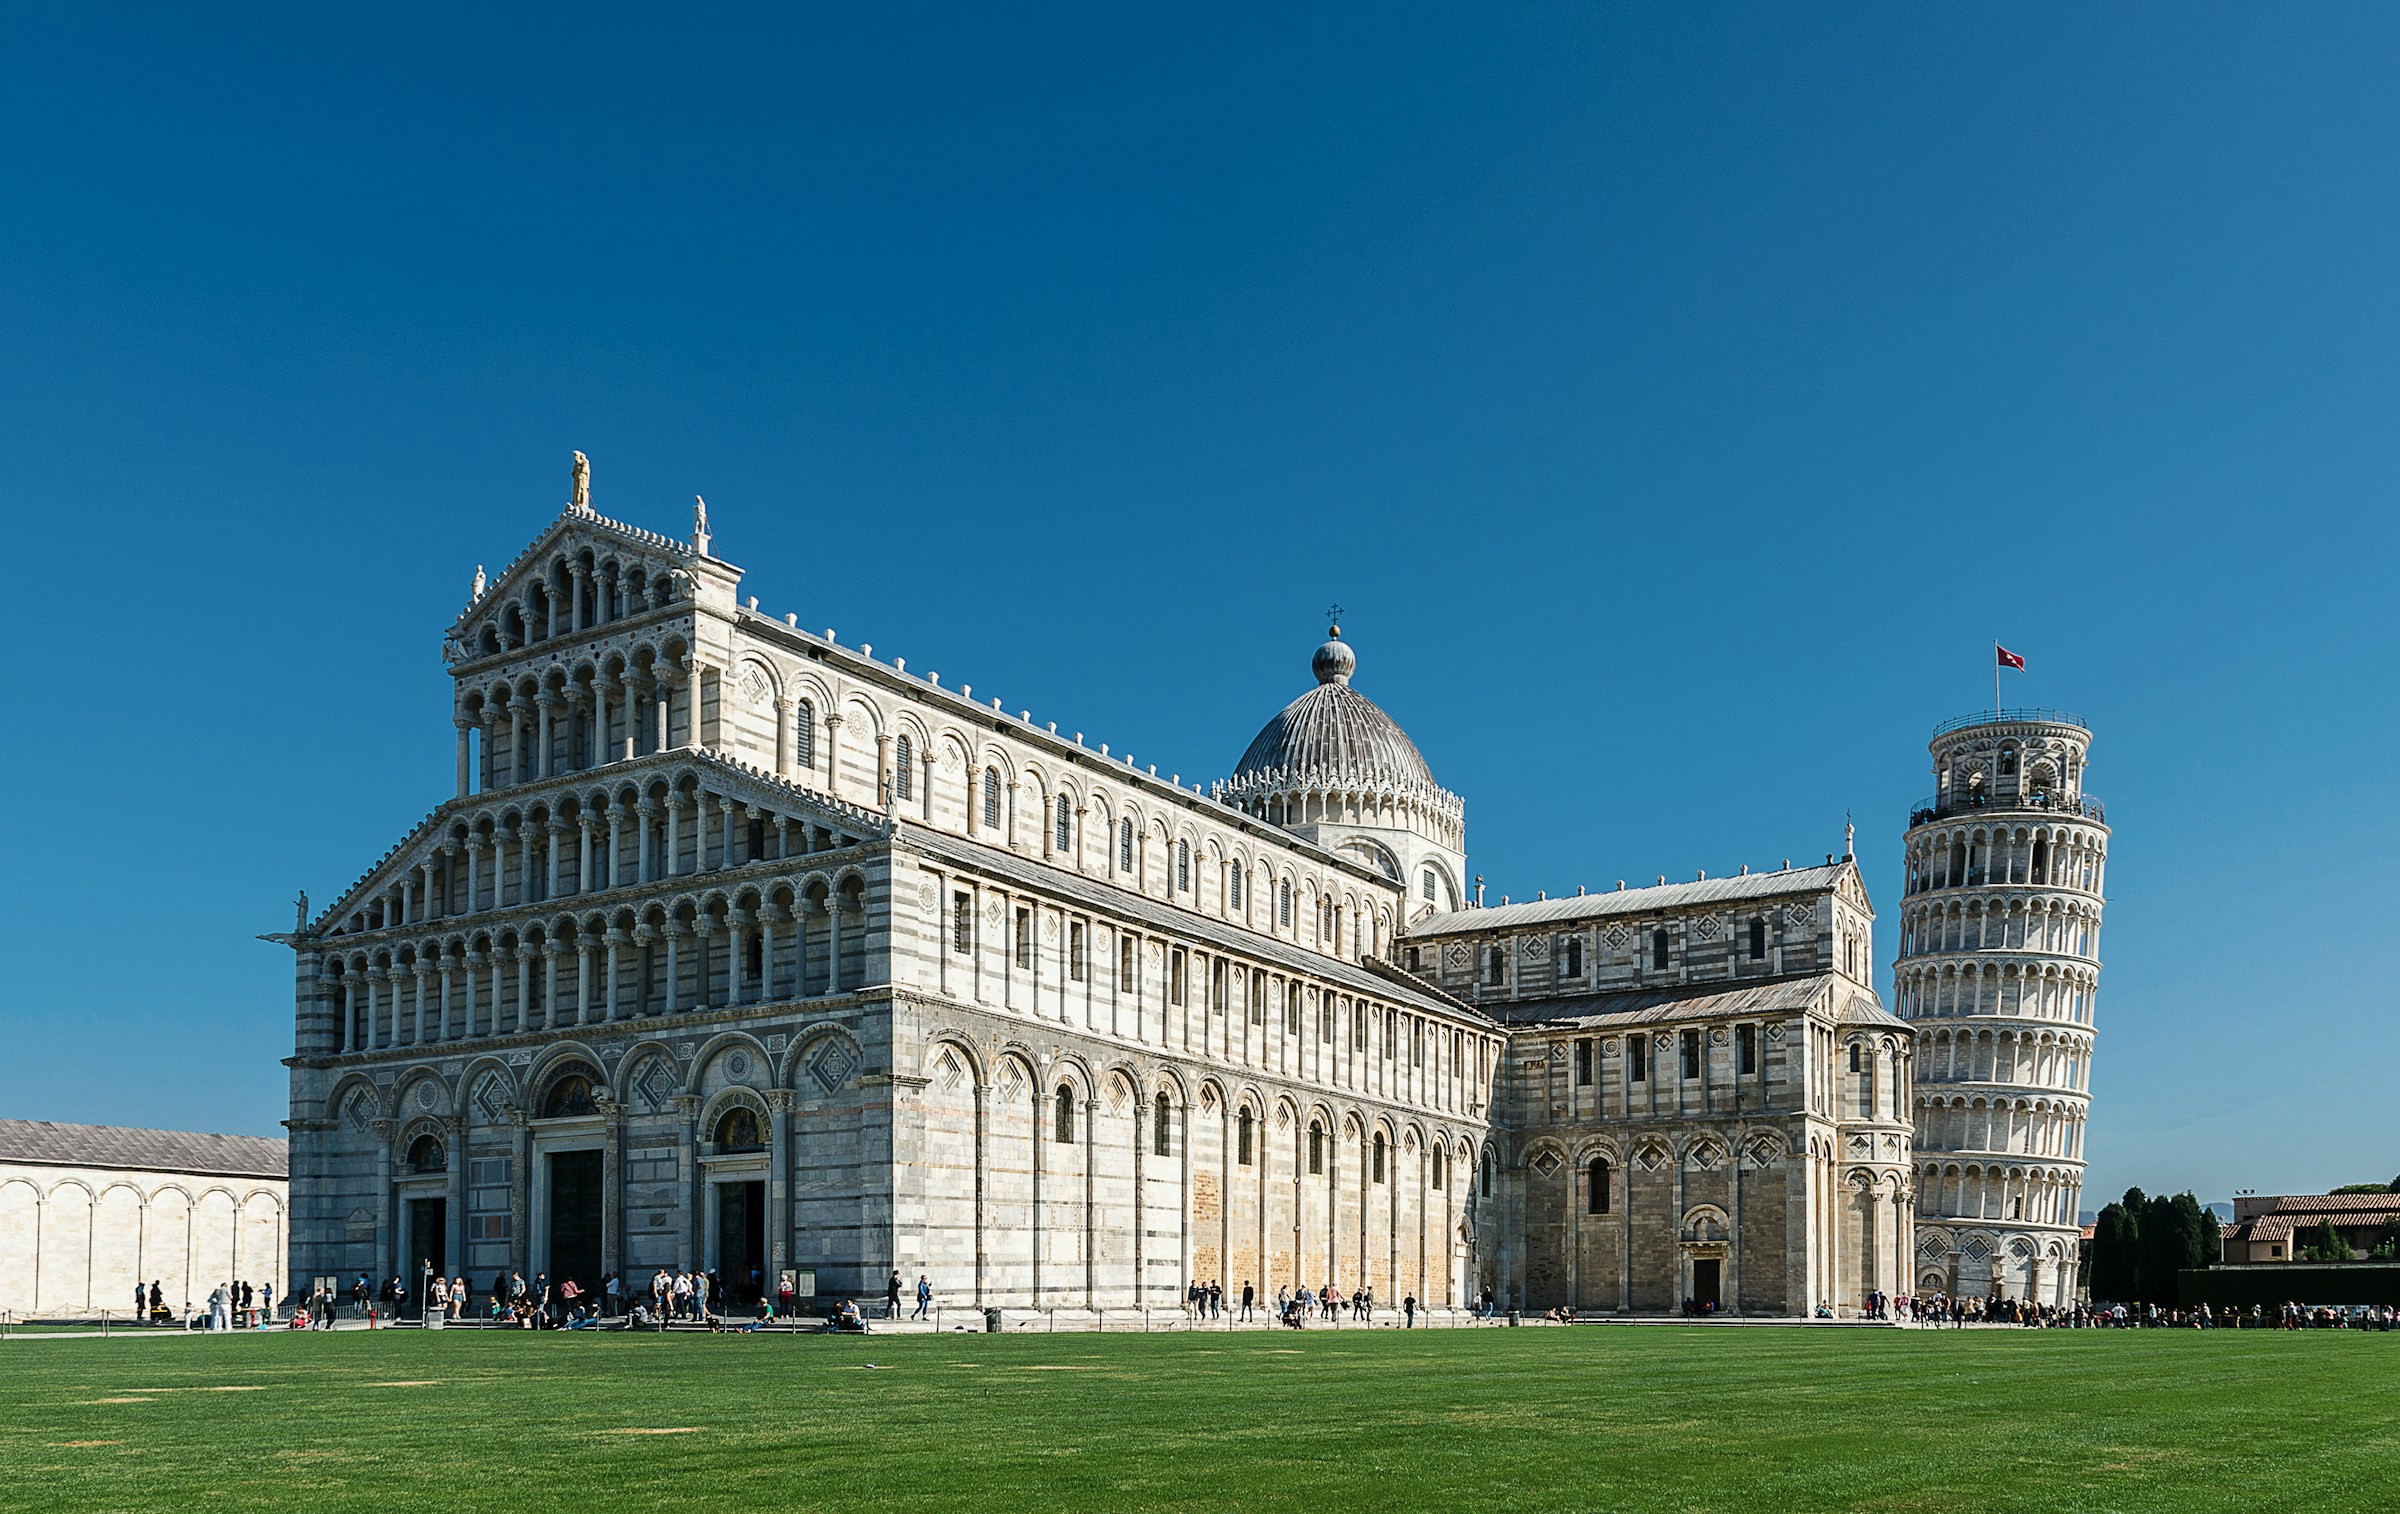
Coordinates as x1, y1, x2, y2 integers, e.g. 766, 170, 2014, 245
546, 1150, 604, 1299
406, 1199, 447, 1316
1691, 1258, 1722, 1311
714, 1180, 766, 1303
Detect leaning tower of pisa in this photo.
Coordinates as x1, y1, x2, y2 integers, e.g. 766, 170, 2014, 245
1894, 711, 2106, 1306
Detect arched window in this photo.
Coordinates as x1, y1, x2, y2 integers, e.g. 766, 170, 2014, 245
1848, 1042, 1863, 1072
893, 735, 913, 800
1153, 1093, 1172, 1157
794, 700, 815, 771
1053, 1085, 1076, 1144
1749, 918, 1767, 959
713, 1106, 763, 1152
1481, 1150, 1494, 1196
983, 768, 1002, 830
1651, 928, 1670, 970
406, 1133, 447, 1173
1588, 1157, 1611, 1215
1236, 1108, 1254, 1166
1119, 819, 1135, 872
1431, 1147, 1446, 1190
1422, 868, 1436, 902
540, 1073, 598, 1119
1229, 861, 1244, 910
1307, 1120, 1325, 1175
1372, 1132, 1387, 1183
1176, 840, 1191, 892
1278, 880, 1293, 927
1485, 945, 1504, 984
1055, 795, 1072, 852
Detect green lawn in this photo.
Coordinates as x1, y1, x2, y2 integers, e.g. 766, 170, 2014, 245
0, 1326, 2391, 1511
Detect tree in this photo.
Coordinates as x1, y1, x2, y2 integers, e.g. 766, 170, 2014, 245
2303, 1218, 2353, 1263
2331, 1183, 2387, 1195
2134, 1191, 2216, 1304
2089, 1202, 2141, 1301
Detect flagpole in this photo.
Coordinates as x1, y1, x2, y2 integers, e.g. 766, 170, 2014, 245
1993, 640, 2000, 715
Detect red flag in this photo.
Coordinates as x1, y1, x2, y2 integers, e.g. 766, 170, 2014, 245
1995, 645, 2025, 670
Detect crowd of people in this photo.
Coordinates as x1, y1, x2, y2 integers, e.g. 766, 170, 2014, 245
98, 1264, 2400, 1338
1906, 1293, 2400, 1329
124, 1279, 276, 1329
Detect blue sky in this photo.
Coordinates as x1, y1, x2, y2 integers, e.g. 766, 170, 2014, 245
3, 5, 2394, 1205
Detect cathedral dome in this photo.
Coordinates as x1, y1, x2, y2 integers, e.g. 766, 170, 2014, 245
1229, 629, 1440, 793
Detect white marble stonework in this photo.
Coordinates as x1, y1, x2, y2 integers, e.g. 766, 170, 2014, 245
1894, 715, 2105, 1308
280, 461, 1915, 1317
0, 1121, 287, 1317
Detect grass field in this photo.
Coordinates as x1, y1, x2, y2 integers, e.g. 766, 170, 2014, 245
0, 1325, 2391, 1512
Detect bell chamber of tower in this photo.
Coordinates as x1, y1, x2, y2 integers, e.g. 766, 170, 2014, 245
1894, 710, 2106, 1307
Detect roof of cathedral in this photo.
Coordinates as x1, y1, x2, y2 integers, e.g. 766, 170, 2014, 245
0, 1120, 287, 1180
1502, 974, 1902, 1032
1228, 629, 1442, 794
1406, 862, 1851, 935
906, 825, 1497, 1026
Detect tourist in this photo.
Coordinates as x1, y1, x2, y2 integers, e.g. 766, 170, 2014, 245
694, 1270, 711, 1322
603, 1273, 621, 1318
1403, 1294, 1417, 1327
671, 1271, 693, 1320
887, 1269, 903, 1320
133, 1282, 146, 1320
778, 1273, 796, 1315
1239, 1282, 1255, 1322
914, 1274, 932, 1319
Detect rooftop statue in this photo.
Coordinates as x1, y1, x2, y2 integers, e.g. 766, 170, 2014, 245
571, 450, 591, 511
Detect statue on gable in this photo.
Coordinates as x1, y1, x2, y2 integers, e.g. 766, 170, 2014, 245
294, 891, 309, 932
571, 451, 591, 511
692, 494, 713, 556
470, 564, 487, 602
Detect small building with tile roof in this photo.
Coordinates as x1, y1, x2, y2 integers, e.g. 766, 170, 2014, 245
2223, 1192, 2400, 1263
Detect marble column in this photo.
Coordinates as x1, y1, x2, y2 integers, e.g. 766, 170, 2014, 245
766, 1090, 794, 1283
600, 1099, 625, 1281
603, 929, 626, 1021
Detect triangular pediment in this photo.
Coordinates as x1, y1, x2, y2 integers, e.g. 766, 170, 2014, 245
444, 502, 744, 668
302, 748, 890, 944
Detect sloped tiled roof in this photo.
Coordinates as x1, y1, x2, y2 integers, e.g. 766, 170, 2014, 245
1408, 864, 1848, 935
2256, 1193, 2400, 1214
0, 1120, 287, 1180
1501, 973, 1901, 1033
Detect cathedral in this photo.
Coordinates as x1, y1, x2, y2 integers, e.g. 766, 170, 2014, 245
280, 460, 1927, 1318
